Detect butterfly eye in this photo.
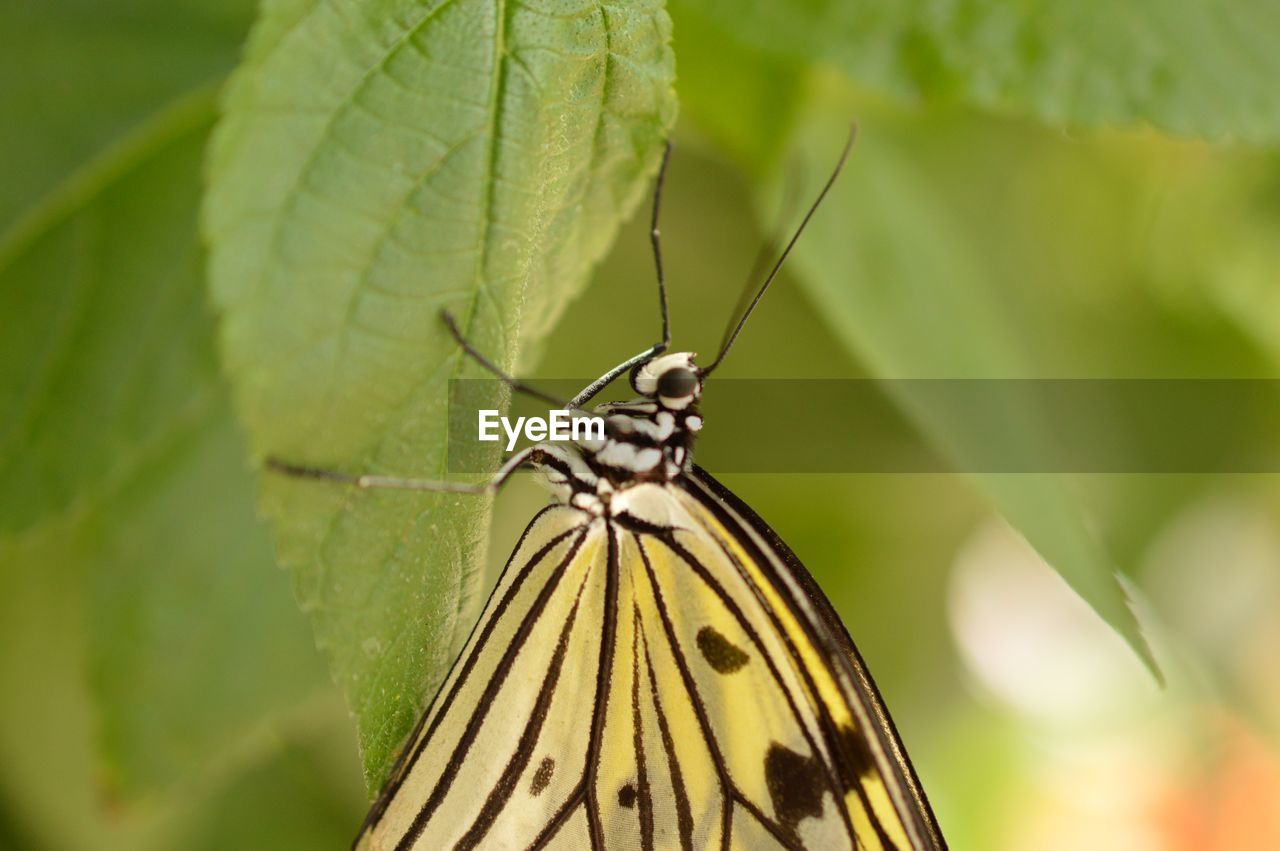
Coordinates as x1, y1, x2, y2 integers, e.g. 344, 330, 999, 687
656, 367, 699, 399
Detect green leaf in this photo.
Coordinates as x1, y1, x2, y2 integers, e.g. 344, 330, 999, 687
778, 103, 1158, 675
0, 94, 219, 535
0, 512, 347, 851
0, 0, 256, 230
86, 401, 330, 803
0, 0, 325, 829
0, 509, 325, 851
0, 96, 328, 814
0, 524, 121, 851
180, 724, 365, 851
205, 0, 676, 787
0, 0, 257, 534
668, 0, 805, 176
677, 0, 1280, 143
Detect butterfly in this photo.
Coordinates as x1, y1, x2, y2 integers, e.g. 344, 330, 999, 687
270, 128, 947, 850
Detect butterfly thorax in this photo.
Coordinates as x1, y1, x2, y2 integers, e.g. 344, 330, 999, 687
590, 398, 703, 483
530, 353, 706, 514
531, 397, 702, 512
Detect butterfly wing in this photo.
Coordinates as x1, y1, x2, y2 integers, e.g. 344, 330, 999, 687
356, 505, 605, 850
673, 466, 946, 850
357, 477, 943, 850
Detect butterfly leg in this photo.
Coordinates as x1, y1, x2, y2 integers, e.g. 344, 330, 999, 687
265, 446, 537, 495
450, 141, 678, 413
440, 311, 576, 411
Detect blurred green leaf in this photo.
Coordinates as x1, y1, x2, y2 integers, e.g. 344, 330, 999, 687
0, 0, 328, 836
0, 94, 218, 535
0, 97, 327, 814
181, 727, 364, 851
1137, 147, 1280, 369
780, 103, 1157, 674
0, 515, 349, 851
0, 0, 256, 230
0, 523, 125, 851
678, 0, 1280, 142
86, 403, 329, 801
204, 0, 676, 788
668, 0, 804, 176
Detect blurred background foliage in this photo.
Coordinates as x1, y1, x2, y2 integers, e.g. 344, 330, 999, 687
2, 0, 1280, 848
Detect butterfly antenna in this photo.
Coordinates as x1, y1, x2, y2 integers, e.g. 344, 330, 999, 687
652, 140, 674, 351
716, 156, 808, 359
702, 124, 856, 375
560, 142, 675, 410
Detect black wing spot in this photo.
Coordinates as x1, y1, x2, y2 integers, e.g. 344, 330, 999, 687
530, 757, 555, 796
836, 724, 876, 782
695, 626, 749, 674
764, 742, 829, 841
618, 782, 637, 809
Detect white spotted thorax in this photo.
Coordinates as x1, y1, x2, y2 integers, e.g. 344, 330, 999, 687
530, 352, 705, 518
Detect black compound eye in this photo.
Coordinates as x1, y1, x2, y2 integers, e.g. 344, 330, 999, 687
657, 367, 698, 399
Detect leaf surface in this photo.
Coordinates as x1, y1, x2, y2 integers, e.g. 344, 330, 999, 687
678, 0, 1280, 141
0, 96, 327, 807
204, 0, 676, 786
0, 0, 256, 229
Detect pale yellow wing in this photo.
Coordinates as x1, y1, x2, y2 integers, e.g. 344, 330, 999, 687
670, 468, 945, 850
356, 478, 944, 850
356, 505, 604, 850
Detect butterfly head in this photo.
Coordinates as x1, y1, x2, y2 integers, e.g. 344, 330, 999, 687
630, 352, 702, 410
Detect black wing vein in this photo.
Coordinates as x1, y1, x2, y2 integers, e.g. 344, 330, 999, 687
585, 525, 622, 850
659, 532, 858, 842
692, 504, 900, 850
364, 515, 581, 837
630, 600, 656, 851
454, 565, 595, 849
396, 527, 590, 848
637, 604, 696, 851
